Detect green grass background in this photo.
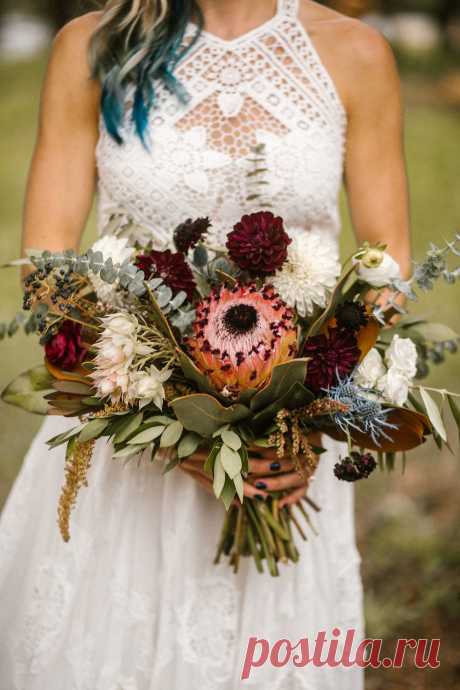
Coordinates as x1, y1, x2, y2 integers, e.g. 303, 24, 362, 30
0, 54, 459, 688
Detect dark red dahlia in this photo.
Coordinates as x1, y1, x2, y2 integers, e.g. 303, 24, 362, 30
226, 211, 291, 276
45, 320, 87, 371
136, 249, 196, 301
303, 327, 361, 392
173, 217, 211, 253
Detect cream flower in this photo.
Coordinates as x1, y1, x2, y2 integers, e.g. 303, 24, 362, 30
271, 229, 341, 318
354, 348, 386, 389
128, 365, 172, 410
378, 369, 411, 407
355, 251, 401, 288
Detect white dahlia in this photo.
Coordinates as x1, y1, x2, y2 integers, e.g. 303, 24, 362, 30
271, 229, 341, 318
89, 235, 135, 306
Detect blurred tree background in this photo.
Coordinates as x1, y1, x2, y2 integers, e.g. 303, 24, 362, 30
0, 2, 459, 690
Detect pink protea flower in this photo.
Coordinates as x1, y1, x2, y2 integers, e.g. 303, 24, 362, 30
186, 283, 298, 396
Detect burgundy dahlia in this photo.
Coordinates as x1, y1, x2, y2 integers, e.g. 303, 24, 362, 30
226, 211, 291, 276
45, 320, 87, 371
173, 217, 211, 253
136, 249, 196, 301
303, 327, 361, 392
334, 452, 377, 482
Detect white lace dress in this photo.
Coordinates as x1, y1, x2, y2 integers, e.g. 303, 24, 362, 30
0, 1, 365, 688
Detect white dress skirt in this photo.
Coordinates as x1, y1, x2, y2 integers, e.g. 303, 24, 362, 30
0, 0, 365, 687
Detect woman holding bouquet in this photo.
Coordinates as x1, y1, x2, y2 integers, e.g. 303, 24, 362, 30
0, 0, 411, 688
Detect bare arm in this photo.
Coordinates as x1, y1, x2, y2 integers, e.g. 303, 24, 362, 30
21, 13, 101, 260
343, 24, 412, 278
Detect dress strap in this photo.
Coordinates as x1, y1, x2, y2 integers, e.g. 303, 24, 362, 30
279, 0, 299, 19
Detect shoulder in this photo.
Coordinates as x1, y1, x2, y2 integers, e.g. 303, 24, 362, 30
50, 11, 103, 78
298, 1, 399, 108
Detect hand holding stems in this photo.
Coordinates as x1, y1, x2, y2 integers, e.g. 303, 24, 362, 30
178, 431, 322, 508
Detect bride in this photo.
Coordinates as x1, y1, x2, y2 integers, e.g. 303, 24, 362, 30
0, 1, 411, 688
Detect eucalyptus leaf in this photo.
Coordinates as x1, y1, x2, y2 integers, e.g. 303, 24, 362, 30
178, 432, 202, 458
47, 425, 84, 448
213, 453, 226, 498
79, 418, 109, 443
128, 425, 165, 444
221, 429, 242, 451
114, 412, 143, 444
204, 442, 220, 476
145, 415, 174, 425
413, 323, 459, 343
112, 445, 146, 458
447, 395, 460, 438
160, 420, 184, 447
220, 445, 242, 479
419, 388, 447, 442
233, 473, 244, 503
221, 477, 237, 511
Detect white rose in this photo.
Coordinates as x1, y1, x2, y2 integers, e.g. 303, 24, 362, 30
354, 348, 387, 389
385, 335, 418, 380
378, 369, 410, 407
356, 252, 401, 287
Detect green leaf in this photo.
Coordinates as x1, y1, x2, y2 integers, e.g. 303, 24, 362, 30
250, 359, 310, 413
419, 388, 447, 443
112, 445, 146, 458
306, 266, 356, 338
128, 426, 165, 444
47, 425, 84, 448
160, 420, 183, 447
251, 380, 314, 430
220, 445, 242, 478
447, 395, 460, 439
239, 445, 249, 475
204, 442, 220, 476
1, 365, 54, 415
234, 473, 244, 503
114, 412, 143, 444
412, 323, 459, 343
162, 455, 181, 474
178, 432, 202, 458
52, 381, 92, 395
221, 429, 242, 451
79, 418, 109, 443
213, 453, 226, 498
221, 476, 237, 511
171, 394, 251, 437
145, 415, 174, 425
177, 349, 218, 396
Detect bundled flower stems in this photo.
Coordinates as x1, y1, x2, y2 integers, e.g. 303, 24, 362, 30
2, 212, 459, 575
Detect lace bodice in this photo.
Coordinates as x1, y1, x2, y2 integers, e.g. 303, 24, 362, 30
96, 0, 347, 247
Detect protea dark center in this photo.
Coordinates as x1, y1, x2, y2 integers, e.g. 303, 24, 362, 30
223, 304, 259, 335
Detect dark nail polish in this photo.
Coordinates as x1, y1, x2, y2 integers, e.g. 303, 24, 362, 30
255, 494, 265, 501
255, 481, 267, 490
270, 462, 281, 472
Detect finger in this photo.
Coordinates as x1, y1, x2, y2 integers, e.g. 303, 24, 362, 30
248, 457, 294, 475
178, 465, 215, 497
249, 471, 307, 492
243, 480, 269, 500
279, 486, 307, 508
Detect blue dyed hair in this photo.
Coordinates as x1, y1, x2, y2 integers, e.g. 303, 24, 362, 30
89, 0, 203, 145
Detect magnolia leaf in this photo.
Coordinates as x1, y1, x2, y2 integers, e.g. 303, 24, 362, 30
220, 445, 242, 479
178, 432, 202, 458
419, 388, 447, 442
213, 453, 226, 498
250, 359, 310, 413
171, 394, 251, 437
234, 473, 244, 503
53, 381, 93, 395
251, 381, 314, 430
79, 418, 109, 443
113, 412, 143, 444
2, 365, 54, 415
356, 318, 381, 362
128, 425, 165, 444
44, 358, 89, 384
221, 477, 237, 511
160, 420, 183, 447
221, 429, 242, 451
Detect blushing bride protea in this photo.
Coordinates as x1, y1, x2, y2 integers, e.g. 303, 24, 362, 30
186, 283, 298, 396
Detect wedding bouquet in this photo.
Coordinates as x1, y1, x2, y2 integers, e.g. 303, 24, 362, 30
2, 213, 459, 576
